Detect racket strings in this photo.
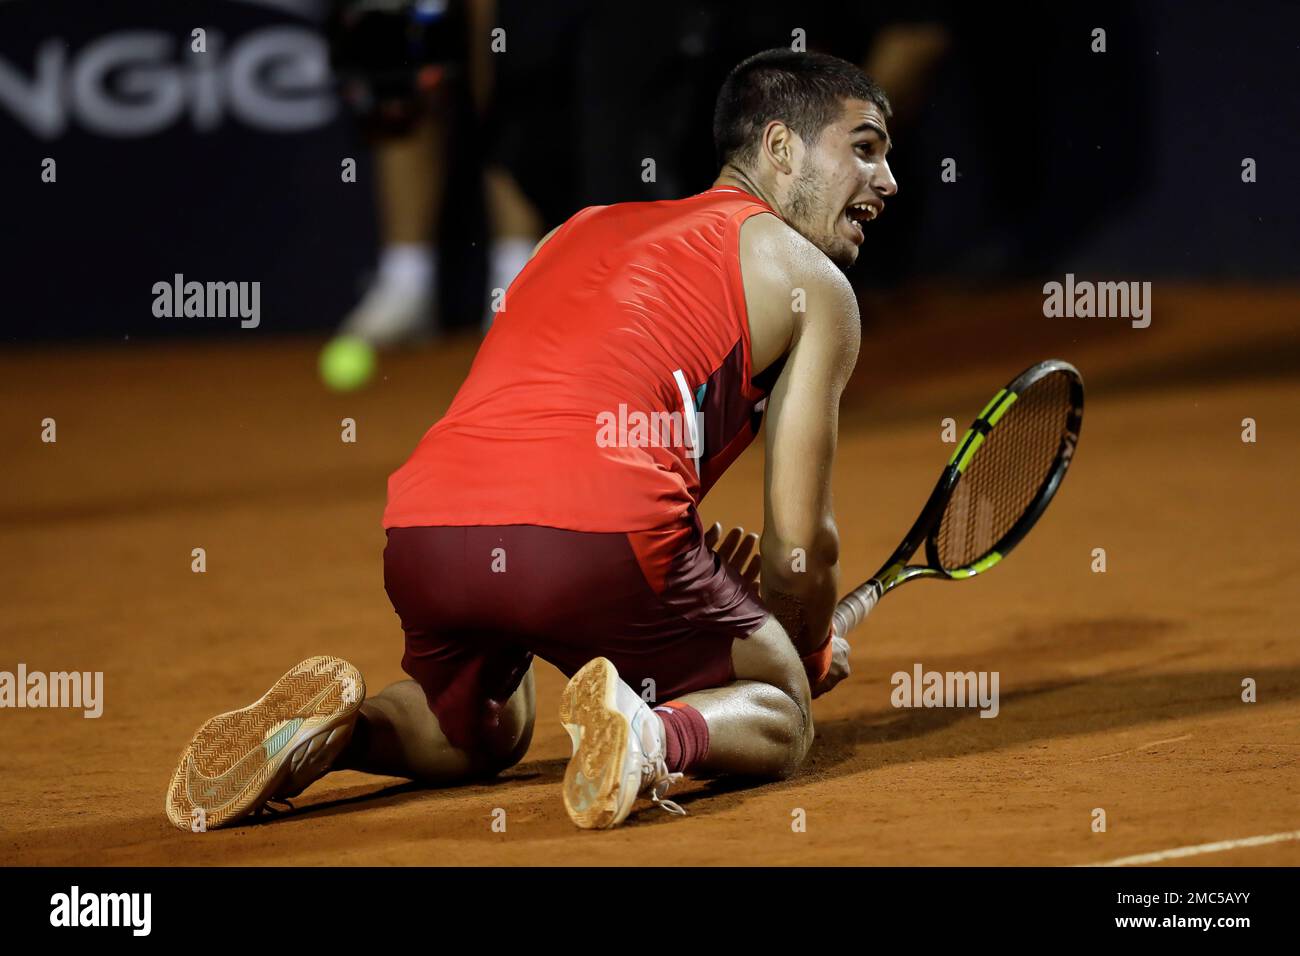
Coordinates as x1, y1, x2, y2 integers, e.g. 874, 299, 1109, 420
936, 372, 1072, 569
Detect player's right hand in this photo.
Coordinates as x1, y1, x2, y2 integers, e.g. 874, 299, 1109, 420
704, 521, 761, 594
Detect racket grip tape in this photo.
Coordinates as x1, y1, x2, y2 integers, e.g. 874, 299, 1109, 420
833, 580, 882, 637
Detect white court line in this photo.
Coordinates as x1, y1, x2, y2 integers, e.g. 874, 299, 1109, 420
1081, 829, 1300, 867
1085, 734, 1193, 762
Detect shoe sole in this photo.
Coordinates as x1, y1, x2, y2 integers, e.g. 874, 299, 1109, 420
164, 656, 365, 831
559, 657, 630, 830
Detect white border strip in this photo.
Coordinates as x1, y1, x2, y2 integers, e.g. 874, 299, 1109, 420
1080, 829, 1300, 867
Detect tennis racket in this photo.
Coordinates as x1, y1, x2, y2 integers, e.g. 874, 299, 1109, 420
832, 359, 1084, 638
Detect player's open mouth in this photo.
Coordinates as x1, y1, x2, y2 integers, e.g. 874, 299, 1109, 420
844, 202, 878, 243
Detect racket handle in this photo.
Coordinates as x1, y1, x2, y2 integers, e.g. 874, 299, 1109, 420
833, 579, 883, 638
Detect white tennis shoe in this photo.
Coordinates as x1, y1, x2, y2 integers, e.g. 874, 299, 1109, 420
165, 656, 365, 830
559, 656, 686, 829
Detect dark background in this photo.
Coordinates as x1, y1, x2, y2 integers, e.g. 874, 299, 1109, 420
0, 0, 1295, 343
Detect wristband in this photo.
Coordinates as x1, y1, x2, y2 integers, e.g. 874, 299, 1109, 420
800, 628, 834, 686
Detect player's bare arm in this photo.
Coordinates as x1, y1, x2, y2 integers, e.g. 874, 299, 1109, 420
740, 215, 861, 661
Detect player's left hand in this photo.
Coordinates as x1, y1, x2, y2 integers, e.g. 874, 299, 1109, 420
811, 634, 852, 698
704, 521, 761, 593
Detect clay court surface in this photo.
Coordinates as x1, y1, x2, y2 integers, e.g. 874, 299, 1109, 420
2, 285, 1297, 866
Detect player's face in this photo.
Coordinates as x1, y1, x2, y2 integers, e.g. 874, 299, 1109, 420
785, 98, 897, 270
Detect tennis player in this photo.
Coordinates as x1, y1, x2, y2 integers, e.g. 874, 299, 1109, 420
166, 48, 897, 831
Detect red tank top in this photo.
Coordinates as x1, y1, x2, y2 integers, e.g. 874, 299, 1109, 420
383, 186, 783, 532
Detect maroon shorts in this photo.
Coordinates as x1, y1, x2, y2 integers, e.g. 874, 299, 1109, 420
382, 516, 769, 755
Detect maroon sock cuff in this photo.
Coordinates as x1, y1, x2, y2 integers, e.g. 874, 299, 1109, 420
653, 702, 709, 774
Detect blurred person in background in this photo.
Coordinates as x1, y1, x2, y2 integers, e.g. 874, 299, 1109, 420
327, 0, 546, 343
328, 0, 466, 344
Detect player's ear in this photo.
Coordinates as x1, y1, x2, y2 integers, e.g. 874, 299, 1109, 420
761, 120, 797, 176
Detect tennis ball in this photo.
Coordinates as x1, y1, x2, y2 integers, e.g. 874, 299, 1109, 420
319, 336, 376, 392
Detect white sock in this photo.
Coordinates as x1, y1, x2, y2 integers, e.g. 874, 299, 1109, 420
377, 243, 435, 294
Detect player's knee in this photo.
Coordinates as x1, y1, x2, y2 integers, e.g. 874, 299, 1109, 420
756, 684, 813, 780
772, 689, 814, 778
734, 617, 814, 769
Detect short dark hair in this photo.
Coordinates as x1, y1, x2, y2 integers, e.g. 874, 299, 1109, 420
713, 48, 892, 169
